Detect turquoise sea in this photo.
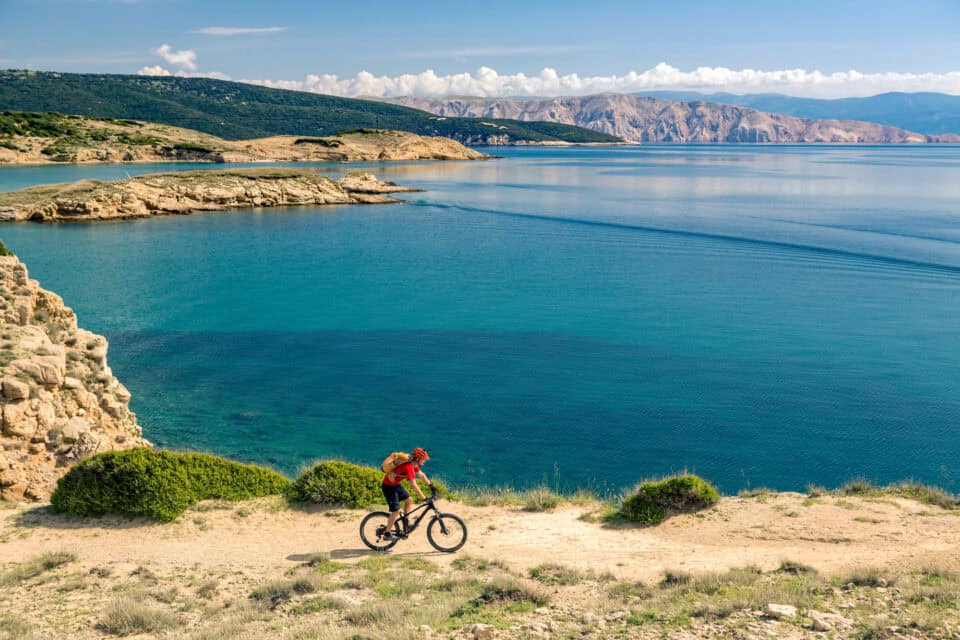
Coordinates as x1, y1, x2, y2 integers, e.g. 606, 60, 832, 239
1, 146, 959, 494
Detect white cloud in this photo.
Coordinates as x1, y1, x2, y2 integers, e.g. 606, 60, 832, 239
138, 65, 171, 76
192, 26, 287, 36
242, 63, 960, 99
153, 44, 197, 71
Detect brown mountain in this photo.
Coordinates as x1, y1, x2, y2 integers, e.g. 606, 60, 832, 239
385, 94, 960, 144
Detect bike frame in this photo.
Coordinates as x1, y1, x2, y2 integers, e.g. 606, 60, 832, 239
397, 499, 443, 537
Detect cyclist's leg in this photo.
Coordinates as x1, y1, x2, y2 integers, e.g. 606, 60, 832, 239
383, 484, 402, 533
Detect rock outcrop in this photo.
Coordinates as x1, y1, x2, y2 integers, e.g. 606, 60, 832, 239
0, 169, 419, 222
387, 94, 960, 144
0, 255, 148, 501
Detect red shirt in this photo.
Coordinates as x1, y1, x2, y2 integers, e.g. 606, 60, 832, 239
382, 461, 419, 486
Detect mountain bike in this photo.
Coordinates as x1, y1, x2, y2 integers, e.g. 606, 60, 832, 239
359, 487, 467, 553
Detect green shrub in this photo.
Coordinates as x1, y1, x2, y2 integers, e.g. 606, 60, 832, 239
290, 460, 383, 508
0, 241, 12, 257
172, 142, 214, 153
620, 474, 719, 525
50, 448, 291, 521
290, 459, 450, 508
293, 137, 342, 147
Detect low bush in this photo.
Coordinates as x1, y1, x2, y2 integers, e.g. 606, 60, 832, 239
171, 142, 214, 153
50, 448, 291, 521
290, 460, 383, 507
98, 597, 180, 635
290, 459, 449, 508
293, 137, 342, 147
0, 240, 12, 257
620, 474, 719, 525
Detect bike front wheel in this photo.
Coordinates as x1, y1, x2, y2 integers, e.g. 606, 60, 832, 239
359, 511, 401, 552
426, 513, 468, 553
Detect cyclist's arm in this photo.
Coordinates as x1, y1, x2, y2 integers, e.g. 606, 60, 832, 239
418, 469, 432, 487
409, 478, 426, 500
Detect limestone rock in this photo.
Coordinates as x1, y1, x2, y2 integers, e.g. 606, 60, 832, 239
0, 254, 150, 501
2, 377, 30, 400
0, 169, 422, 222
765, 603, 798, 620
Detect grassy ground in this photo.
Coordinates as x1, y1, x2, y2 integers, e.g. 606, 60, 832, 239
2, 486, 959, 639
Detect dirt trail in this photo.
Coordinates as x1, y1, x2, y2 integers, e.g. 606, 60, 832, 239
2, 492, 958, 581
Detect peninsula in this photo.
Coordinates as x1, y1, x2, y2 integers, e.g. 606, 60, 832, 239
0, 112, 487, 165
0, 169, 419, 222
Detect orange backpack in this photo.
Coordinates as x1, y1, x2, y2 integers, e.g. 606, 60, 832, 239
381, 451, 412, 475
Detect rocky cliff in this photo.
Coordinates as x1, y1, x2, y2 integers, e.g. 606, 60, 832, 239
387, 94, 960, 144
0, 169, 419, 222
0, 253, 148, 501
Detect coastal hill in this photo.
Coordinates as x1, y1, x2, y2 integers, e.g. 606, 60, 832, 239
0, 71, 621, 145
0, 169, 419, 222
386, 93, 960, 143
0, 112, 488, 165
0, 252, 148, 501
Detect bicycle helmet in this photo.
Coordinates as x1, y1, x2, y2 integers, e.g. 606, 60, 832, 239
412, 447, 430, 461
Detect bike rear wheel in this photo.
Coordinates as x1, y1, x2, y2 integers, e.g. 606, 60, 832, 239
426, 513, 467, 553
359, 511, 401, 552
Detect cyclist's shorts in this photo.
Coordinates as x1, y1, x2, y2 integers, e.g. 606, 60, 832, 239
382, 483, 410, 512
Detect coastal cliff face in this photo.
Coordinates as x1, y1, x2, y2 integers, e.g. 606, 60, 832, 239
0, 254, 148, 501
0, 169, 419, 222
388, 94, 960, 144
0, 113, 487, 165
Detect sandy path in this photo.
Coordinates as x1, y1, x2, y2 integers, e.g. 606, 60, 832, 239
2, 492, 958, 583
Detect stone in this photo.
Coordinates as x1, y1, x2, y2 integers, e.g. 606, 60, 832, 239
2, 401, 36, 438
466, 623, 495, 640
61, 417, 90, 444
1, 378, 30, 400
63, 377, 82, 389
806, 611, 851, 632
765, 603, 797, 620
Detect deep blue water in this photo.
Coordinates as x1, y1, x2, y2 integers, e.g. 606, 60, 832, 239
1, 146, 959, 494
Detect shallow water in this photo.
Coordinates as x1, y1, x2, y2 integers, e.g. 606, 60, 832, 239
2, 146, 959, 493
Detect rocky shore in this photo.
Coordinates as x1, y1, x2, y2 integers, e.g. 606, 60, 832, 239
0, 255, 148, 501
0, 169, 419, 222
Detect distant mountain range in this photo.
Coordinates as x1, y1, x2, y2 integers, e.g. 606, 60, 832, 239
636, 91, 960, 136
0, 71, 619, 145
387, 94, 960, 144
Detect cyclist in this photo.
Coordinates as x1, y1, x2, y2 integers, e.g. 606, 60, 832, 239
382, 447, 432, 539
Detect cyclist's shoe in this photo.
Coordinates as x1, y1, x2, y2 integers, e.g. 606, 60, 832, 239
382, 531, 396, 541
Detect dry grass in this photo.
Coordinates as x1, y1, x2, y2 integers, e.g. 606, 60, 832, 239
0, 550, 76, 586
98, 596, 180, 635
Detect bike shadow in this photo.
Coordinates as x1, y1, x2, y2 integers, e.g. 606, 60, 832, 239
286, 549, 448, 561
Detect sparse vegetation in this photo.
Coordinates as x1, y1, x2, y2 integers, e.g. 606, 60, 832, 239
0, 550, 76, 586
50, 448, 291, 521
528, 563, 583, 586
620, 474, 720, 525
0, 240, 13, 257
250, 577, 317, 608
98, 597, 180, 635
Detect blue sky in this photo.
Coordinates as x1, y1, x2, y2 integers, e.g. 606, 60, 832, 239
2, 0, 959, 97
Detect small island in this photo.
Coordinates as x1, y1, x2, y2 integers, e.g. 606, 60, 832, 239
0, 169, 421, 222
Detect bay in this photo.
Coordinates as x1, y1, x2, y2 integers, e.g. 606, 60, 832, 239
1, 145, 959, 494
